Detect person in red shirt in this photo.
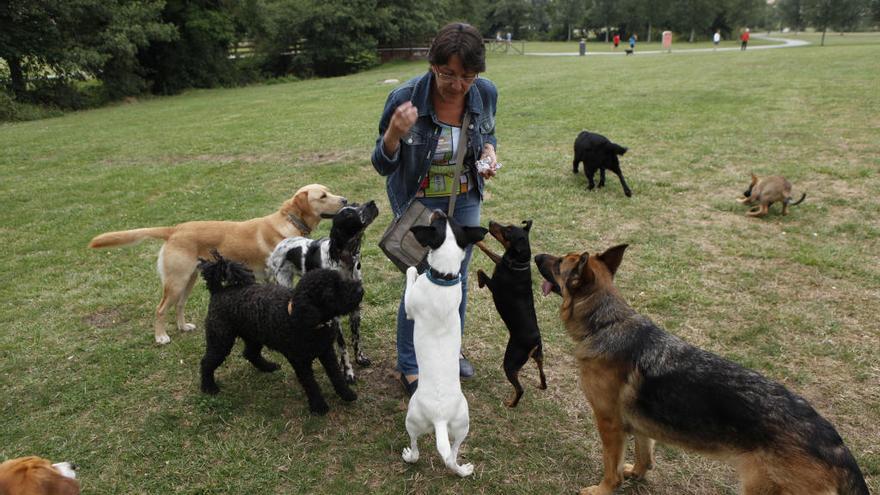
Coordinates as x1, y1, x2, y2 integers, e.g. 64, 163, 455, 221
613, 33, 620, 50
741, 28, 750, 50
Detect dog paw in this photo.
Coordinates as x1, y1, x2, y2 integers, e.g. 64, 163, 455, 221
260, 362, 281, 373
180, 323, 196, 332
201, 383, 220, 395
309, 402, 330, 415
344, 371, 356, 385
579, 486, 609, 495
338, 389, 358, 402
587, 185, 595, 191
624, 190, 633, 197
155, 334, 172, 345
454, 462, 474, 477
402, 447, 419, 463
355, 354, 371, 367
623, 462, 651, 479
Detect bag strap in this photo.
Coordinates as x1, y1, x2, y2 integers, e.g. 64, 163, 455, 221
447, 111, 471, 216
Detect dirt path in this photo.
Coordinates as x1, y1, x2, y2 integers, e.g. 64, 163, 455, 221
526, 35, 810, 57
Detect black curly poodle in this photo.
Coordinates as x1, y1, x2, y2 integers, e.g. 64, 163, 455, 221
198, 252, 364, 415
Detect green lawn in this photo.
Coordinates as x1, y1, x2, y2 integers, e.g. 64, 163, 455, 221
1, 40, 878, 494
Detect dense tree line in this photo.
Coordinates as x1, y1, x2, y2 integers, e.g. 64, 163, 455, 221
1, 0, 877, 114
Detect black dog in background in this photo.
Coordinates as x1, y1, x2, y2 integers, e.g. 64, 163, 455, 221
476, 220, 546, 408
572, 130, 632, 197
198, 252, 364, 415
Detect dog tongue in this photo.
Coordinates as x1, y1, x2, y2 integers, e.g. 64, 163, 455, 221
541, 280, 553, 297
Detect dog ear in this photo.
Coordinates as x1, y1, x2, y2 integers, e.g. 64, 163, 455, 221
597, 244, 628, 277
750, 173, 758, 186
45, 477, 80, 495
410, 225, 442, 248
567, 251, 594, 290
462, 226, 488, 245
291, 189, 310, 217
521, 220, 533, 233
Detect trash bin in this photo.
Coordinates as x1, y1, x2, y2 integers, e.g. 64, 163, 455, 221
579, 38, 586, 56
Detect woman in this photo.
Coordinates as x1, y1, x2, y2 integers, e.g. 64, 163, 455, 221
371, 22, 499, 396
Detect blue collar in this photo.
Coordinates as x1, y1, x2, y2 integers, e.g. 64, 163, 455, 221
426, 268, 461, 286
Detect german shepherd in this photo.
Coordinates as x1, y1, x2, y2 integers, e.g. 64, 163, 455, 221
738, 173, 805, 217
534, 245, 868, 495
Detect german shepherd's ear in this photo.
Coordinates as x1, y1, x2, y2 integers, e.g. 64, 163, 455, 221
567, 251, 594, 290
521, 220, 533, 232
597, 244, 628, 277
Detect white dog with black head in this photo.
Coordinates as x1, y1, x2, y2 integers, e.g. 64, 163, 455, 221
401, 210, 487, 477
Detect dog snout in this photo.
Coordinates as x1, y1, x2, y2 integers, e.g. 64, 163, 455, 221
340, 197, 348, 206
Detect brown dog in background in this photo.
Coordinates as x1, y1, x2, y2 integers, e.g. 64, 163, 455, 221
535, 245, 868, 495
738, 173, 805, 217
89, 184, 347, 344
0, 456, 80, 495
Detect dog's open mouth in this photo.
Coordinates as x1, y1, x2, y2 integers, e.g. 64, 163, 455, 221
534, 254, 562, 296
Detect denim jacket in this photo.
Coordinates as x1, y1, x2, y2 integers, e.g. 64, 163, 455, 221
371, 71, 498, 216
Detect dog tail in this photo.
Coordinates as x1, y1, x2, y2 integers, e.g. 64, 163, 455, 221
197, 250, 256, 294
785, 193, 806, 206
609, 143, 628, 156
839, 465, 870, 495
433, 421, 453, 463
88, 227, 174, 249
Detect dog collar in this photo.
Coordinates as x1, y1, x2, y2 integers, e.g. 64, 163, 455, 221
287, 214, 312, 235
426, 268, 461, 286
504, 258, 532, 271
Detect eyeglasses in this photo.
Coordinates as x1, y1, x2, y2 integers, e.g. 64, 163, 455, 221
434, 70, 479, 85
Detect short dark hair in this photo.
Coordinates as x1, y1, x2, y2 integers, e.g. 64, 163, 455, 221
429, 22, 486, 74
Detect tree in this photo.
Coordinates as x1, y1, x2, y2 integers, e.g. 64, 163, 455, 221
804, 0, 865, 45
138, 0, 238, 95
777, 0, 807, 32
487, 0, 532, 39
550, 0, 588, 41
587, 0, 621, 42
0, 0, 174, 102
670, 0, 718, 42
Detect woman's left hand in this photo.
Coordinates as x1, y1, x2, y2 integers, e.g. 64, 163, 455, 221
478, 144, 498, 178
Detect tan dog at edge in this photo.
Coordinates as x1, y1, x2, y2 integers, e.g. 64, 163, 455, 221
89, 184, 347, 344
738, 173, 805, 217
0, 456, 80, 495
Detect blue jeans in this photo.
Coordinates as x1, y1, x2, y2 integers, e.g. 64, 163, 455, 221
396, 187, 481, 376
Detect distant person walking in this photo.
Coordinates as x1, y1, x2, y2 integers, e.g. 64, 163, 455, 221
613, 33, 620, 50
713, 30, 721, 50
629, 34, 637, 52
740, 28, 750, 51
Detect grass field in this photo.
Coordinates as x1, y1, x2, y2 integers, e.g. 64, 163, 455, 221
1, 38, 879, 494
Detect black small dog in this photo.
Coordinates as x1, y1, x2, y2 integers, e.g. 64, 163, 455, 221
198, 252, 364, 415
572, 130, 632, 197
267, 201, 380, 383
476, 220, 546, 407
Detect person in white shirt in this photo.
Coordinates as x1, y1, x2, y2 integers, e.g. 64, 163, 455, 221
713, 30, 721, 50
